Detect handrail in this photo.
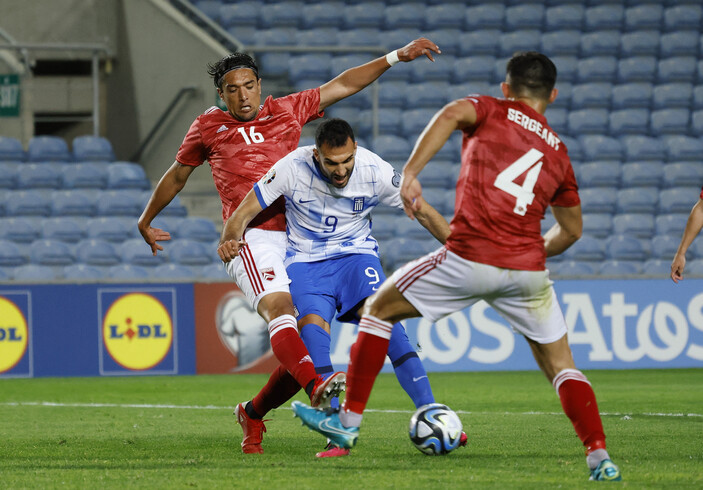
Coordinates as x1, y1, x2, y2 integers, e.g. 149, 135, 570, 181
131, 85, 198, 162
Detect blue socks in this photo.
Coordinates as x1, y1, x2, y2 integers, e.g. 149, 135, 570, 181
387, 323, 434, 408
300, 323, 339, 409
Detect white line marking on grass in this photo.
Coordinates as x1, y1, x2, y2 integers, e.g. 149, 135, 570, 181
1, 402, 701, 418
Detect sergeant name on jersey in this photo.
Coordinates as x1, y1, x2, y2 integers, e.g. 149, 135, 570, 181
506, 108, 561, 151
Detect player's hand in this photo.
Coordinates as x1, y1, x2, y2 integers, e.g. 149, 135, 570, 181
671, 254, 686, 283
139, 225, 171, 256
218, 239, 246, 263
398, 38, 441, 63
400, 174, 424, 219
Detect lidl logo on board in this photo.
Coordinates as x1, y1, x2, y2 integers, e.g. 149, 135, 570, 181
0, 295, 29, 374
102, 293, 173, 371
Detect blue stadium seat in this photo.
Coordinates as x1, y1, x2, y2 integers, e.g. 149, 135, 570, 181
579, 161, 620, 188
331, 54, 376, 79
71, 135, 115, 162
617, 56, 657, 83
499, 30, 542, 57
370, 214, 398, 241
256, 53, 291, 78
343, 2, 385, 29
163, 239, 212, 266
12, 264, 58, 281
421, 188, 450, 216
620, 135, 666, 161
381, 28, 422, 54
288, 54, 332, 82
560, 136, 581, 161
411, 56, 454, 83
97, 190, 143, 217
378, 81, 410, 109
0, 136, 25, 161
582, 213, 613, 238
76, 238, 121, 266
402, 109, 439, 140
663, 162, 703, 188
424, 4, 464, 30
659, 187, 701, 214
382, 237, 436, 270
660, 31, 700, 58
85, 217, 135, 244
577, 56, 618, 84
664, 136, 703, 161
16, 163, 62, 189
218, 3, 259, 29
617, 187, 658, 214
0, 239, 29, 266
30, 239, 75, 265
42, 216, 87, 243
540, 30, 580, 57
363, 108, 403, 135
27, 136, 71, 162
50, 190, 99, 217
663, 4, 702, 31
152, 263, 195, 280
420, 162, 456, 189
106, 162, 150, 190
584, 5, 624, 30
0, 162, 19, 189
619, 31, 660, 58
108, 264, 151, 280
177, 217, 219, 243
609, 109, 649, 136
395, 219, 430, 240
686, 259, 703, 277
410, 82, 450, 108
692, 110, 703, 137
611, 83, 652, 110
546, 108, 567, 134
458, 30, 501, 58
564, 235, 606, 261
62, 263, 104, 281
61, 162, 109, 189
570, 83, 612, 109
689, 239, 703, 260
655, 213, 689, 236
384, 4, 425, 30
579, 188, 617, 214
554, 260, 597, 277
0, 217, 41, 242
544, 5, 584, 31
642, 259, 671, 276
464, 4, 505, 30
581, 32, 620, 58
620, 161, 664, 188
650, 234, 680, 260
260, 1, 304, 28
657, 57, 697, 84
568, 109, 609, 134
297, 28, 340, 47
624, 4, 663, 31
6, 190, 52, 217
453, 56, 495, 83
257, 27, 296, 46
504, 4, 544, 30
612, 213, 655, 238
605, 234, 648, 261
599, 260, 642, 276
653, 83, 693, 110
372, 135, 410, 163
424, 29, 462, 57
198, 262, 229, 281
120, 238, 165, 267
551, 56, 579, 83
578, 135, 624, 161
300, 2, 344, 29
650, 109, 690, 135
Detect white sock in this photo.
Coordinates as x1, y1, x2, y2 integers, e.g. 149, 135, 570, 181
339, 408, 362, 428
587, 448, 610, 470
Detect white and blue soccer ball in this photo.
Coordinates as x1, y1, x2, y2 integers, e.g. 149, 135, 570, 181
409, 403, 463, 455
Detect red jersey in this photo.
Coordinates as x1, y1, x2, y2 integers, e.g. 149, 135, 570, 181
176, 89, 323, 230
445, 96, 580, 271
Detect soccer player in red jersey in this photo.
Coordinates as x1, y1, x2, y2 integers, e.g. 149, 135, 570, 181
137, 40, 440, 453
292, 52, 622, 482
671, 187, 703, 282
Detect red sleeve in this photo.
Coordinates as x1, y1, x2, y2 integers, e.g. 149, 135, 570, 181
551, 162, 581, 207
176, 117, 207, 167
700, 186, 703, 199
274, 88, 323, 126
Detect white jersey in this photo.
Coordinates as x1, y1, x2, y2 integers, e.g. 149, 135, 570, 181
253, 145, 402, 265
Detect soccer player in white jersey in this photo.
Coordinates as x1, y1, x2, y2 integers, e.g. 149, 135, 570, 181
671, 187, 703, 282
218, 118, 465, 457
291, 52, 622, 482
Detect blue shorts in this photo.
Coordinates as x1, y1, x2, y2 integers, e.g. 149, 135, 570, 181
287, 254, 386, 324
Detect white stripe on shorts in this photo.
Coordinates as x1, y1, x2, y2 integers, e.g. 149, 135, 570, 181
395, 247, 447, 293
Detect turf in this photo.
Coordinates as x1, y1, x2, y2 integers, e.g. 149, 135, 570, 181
1, 369, 701, 489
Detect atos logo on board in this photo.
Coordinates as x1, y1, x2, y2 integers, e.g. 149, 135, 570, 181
102, 293, 173, 371
0, 296, 29, 374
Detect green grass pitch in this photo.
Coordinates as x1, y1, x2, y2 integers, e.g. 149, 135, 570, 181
1, 369, 701, 489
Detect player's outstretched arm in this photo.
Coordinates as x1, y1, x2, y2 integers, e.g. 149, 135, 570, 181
138, 161, 195, 255
544, 204, 583, 258
671, 198, 703, 283
412, 198, 451, 244
218, 188, 264, 263
318, 37, 440, 111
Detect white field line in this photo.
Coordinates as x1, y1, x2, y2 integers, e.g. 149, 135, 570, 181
1, 401, 701, 418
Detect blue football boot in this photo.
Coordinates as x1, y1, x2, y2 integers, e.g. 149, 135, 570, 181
291, 400, 359, 449
589, 459, 622, 481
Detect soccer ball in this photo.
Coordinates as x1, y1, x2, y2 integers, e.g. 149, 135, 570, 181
409, 403, 463, 455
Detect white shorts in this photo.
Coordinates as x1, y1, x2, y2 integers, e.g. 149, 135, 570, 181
224, 228, 291, 311
391, 247, 567, 344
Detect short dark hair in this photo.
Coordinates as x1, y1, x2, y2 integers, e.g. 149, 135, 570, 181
315, 118, 356, 149
505, 52, 557, 100
207, 53, 259, 89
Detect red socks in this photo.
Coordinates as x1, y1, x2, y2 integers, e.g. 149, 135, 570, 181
553, 369, 606, 453
343, 315, 393, 415
268, 314, 317, 389
251, 364, 301, 417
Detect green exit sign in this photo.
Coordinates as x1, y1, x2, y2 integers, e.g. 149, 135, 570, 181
0, 74, 20, 117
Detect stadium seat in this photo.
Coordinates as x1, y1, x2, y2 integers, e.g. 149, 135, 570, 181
27, 136, 71, 162
650, 234, 681, 260
71, 135, 115, 162
85, 216, 136, 243
50, 190, 99, 217
551, 56, 579, 83
424, 4, 464, 30
642, 259, 671, 276
16, 163, 62, 189
659, 187, 701, 214
499, 30, 542, 57
568, 109, 609, 134
653, 83, 693, 110
163, 239, 212, 266
619, 31, 660, 57
370, 214, 398, 241
424, 29, 462, 57
335, 28, 379, 48
30, 239, 75, 265
296, 28, 338, 48
453, 56, 496, 83
384, 4, 425, 30
605, 234, 648, 261
612, 213, 655, 238
577, 56, 618, 84
579, 188, 617, 215
257, 53, 291, 78
0, 162, 19, 189
554, 260, 597, 277
411, 56, 454, 83
620, 136, 666, 161
578, 135, 623, 161
378, 81, 409, 109
382, 237, 436, 271
560, 136, 582, 161
0, 136, 25, 161
623, 4, 663, 31
300, 2, 344, 29
464, 4, 505, 30
151, 263, 194, 280
176, 217, 219, 243
457, 30, 501, 58
331, 53, 376, 81
394, 219, 430, 240
657, 57, 697, 84
620, 161, 664, 188
540, 30, 580, 57
617, 57, 657, 83
655, 213, 689, 236
580, 32, 620, 58
120, 238, 165, 267
412, 82, 452, 109
12, 264, 58, 281
617, 187, 659, 214
609, 109, 649, 136
61, 162, 109, 189
421, 162, 456, 189
108, 263, 151, 280
372, 135, 410, 163
578, 161, 620, 188
62, 263, 105, 281
650, 109, 690, 135
362, 108, 403, 135
0, 239, 29, 266
570, 82, 613, 110
402, 109, 439, 140
692, 109, 703, 136
584, 5, 624, 30
260, 1, 304, 28
198, 262, 229, 281
662, 162, 703, 189
218, 2, 259, 29
97, 190, 144, 217
659, 31, 700, 58
599, 260, 642, 276
663, 136, 703, 161
504, 4, 544, 30
611, 83, 652, 109
564, 235, 606, 261
76, 238, 121, 266
546, 108, 567, 134
42, 216, 87, 243
582, 213, 613, 238
343, 2, 385, 29
288, 54, 332, 82
544, 5, 584, 31
6, 190, 52, 217
686, 259, 703, 277
0, 217, 41, 242
663, 4, 702, 31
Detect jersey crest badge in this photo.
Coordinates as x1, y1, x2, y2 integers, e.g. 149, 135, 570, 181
392, 170, 401, 188
260, 267, 276, 281
353, 197, 365, 212
263, 169, 276, 184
